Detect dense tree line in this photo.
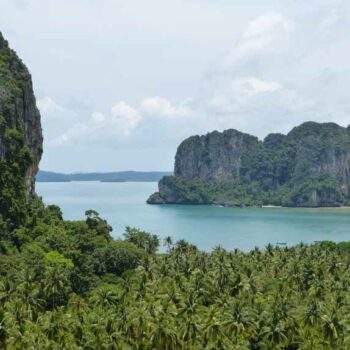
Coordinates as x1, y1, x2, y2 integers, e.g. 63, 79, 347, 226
152, 174, 346, 208
1, 200, 350, 348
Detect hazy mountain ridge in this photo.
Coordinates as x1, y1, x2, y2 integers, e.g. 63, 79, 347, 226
37, 170, 172, 182
148, 122, 350, 207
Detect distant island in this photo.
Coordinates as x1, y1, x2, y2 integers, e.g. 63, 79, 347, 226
37, 170, 172, 183
148, 122, 350, 207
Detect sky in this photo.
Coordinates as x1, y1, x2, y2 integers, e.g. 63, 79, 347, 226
1, 0, 350, 172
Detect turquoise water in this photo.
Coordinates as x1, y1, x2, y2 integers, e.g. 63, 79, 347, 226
36, 181, 350, 251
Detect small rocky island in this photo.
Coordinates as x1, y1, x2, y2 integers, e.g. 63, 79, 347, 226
148, 122, 350, 207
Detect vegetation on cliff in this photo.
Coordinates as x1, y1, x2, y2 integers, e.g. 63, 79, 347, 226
149, 123, 350, 207
0, 32, 42, 230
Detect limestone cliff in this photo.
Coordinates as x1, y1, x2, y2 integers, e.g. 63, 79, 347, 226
148, 122, 350, 207
174, 129, 259, 181
0, 32, 42, 225
0, 32, 42, 195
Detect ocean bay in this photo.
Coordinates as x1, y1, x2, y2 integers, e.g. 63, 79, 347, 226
37, 181, 350, 251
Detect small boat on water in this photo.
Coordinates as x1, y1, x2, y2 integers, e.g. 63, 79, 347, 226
276, 242, 287, 246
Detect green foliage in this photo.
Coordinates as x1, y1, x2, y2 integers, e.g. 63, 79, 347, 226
123, 226, 160, 254
157, 176, 214, 204
1, 202, 350, 348
0, 127, 32, 229
44, 251, 74, 268
92, 240, 146, 276
46, 205, 63, 221
85, 209, 112, 239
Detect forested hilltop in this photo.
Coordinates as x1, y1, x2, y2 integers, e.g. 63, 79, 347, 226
3, 31, 350, 349
148, 123, 350, 207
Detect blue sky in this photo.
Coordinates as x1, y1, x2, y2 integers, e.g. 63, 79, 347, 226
1, 0, 350, 172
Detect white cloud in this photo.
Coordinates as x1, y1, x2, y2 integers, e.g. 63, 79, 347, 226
110, 101, 142, 135
244, 77, 281, 93
242, 12, 293, 40
37, 96, 82, 146
52, 123, 90, 146
53, 97, 197, 145
53, 101, 141, 145
207, 77, 281, 113
140, 96, 193, 118
37, 96, 79, 126
231, 12, 294, 61
229, 77, 281, 101
37, 97, 65, 118
91, 112, 105, 124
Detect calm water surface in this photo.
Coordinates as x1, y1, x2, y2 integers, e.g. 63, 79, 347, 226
37, 181, 350, 251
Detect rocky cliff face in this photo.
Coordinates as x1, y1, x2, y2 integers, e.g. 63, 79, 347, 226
148, 122, 350, 207
174, 129, 259, 181
0, 32, 43, 226
0, 32, 42, 196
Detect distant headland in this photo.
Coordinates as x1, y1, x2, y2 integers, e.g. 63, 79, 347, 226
148, 122, 350, 208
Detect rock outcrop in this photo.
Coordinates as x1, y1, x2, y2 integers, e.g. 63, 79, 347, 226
0, 32, 42, 195
0, 31, 42, 226
148, 122, 350, 207
174, 129, 259, 181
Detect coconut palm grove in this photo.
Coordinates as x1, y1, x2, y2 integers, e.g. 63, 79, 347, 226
1, 204, 350, 349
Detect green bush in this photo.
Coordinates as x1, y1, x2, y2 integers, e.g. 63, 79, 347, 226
92, 240, 146, 276
123, 226, 160, 254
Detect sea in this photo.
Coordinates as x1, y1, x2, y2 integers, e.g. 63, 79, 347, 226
37, 181, 350, 251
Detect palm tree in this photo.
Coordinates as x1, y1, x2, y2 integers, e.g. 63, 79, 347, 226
223, 302, 255, 339
164, 236, 174, 253
90, 287, 119, 309
321, 309, 344, 347
42, 266, 69, 309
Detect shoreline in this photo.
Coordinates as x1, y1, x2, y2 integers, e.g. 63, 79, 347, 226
261, 205, 350, 210
148, 200, 350, 209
